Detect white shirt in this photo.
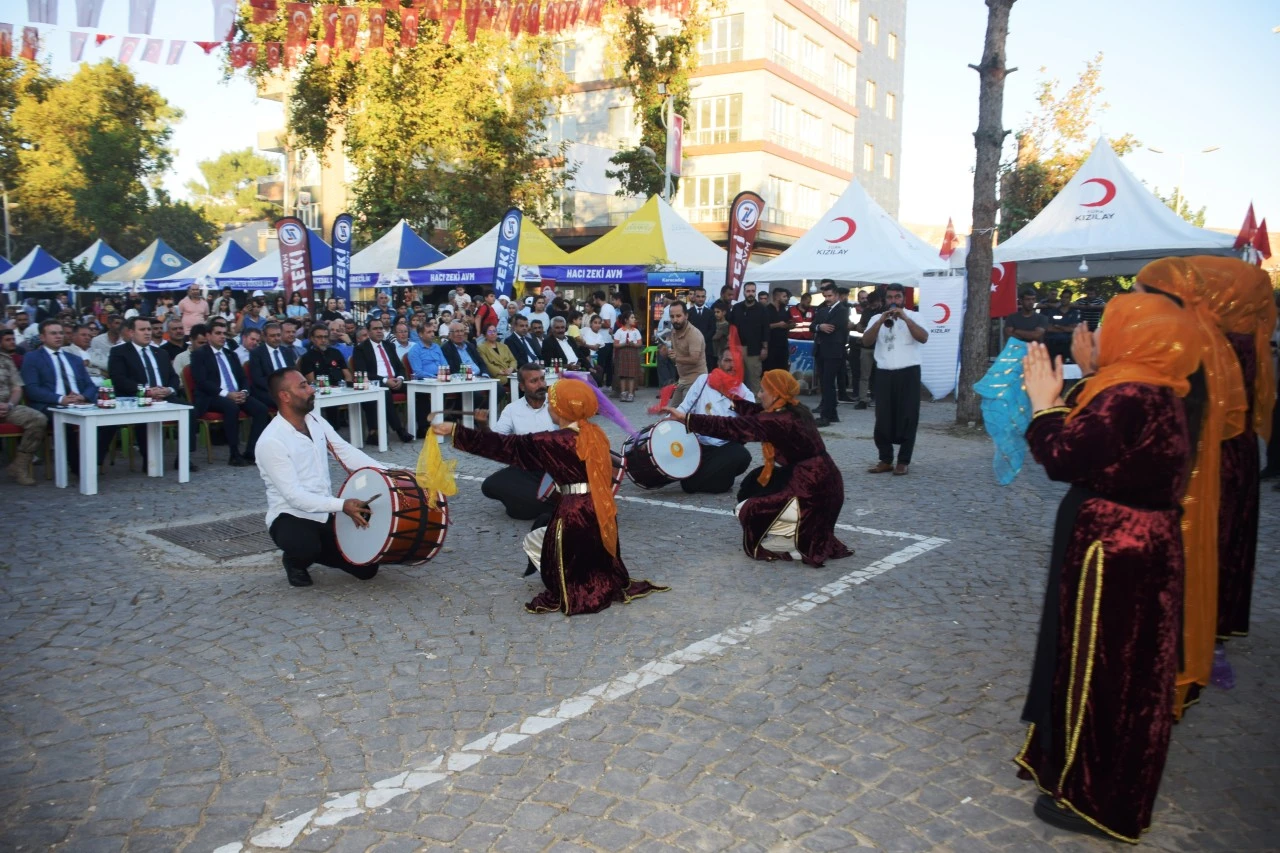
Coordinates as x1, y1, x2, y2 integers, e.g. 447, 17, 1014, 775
256, 412, 384, 527
264, 345, 289, 371
87, 332, 124, 377
676, 374, 755, 446
613, 328, 642, 346
44, 346, 74, 397
547, 336, 577, 364
493, 395, 556, 436
598, 302, 617, 330
236, 345, 255, 365
393, 340, 417, 362
580, 328, 607, 349
371, 339, 402, 379
209, 345, 239, 396
134, 342, 161, 387
869, 310, 925, 370
521, 309, 551, 332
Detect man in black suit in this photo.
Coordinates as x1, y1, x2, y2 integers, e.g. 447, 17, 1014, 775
351, 318, 414, 443
686, 286, 718, 372
503, 315, 542, 369
811, 282, 851, 427
108, 316, 197, 471
248, 321, 298, 408
190, 321, 270, 466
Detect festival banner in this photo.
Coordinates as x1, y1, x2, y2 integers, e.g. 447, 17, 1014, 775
166, 39, 185, 64
492, 208, 523, 299
400, 5, 421, 46
368, 4, 387, 48
724, 191, 765, 300
141, 38, 163, 62
919, 273, 966, 400
0, 25, 12, 59
118, 36, 140, 63
69, 31, 88, 61
20, 26, 38, 60
989, 262, 1017, 318
76, 0, 106, 28
276, 217, 315, 311
331, 213, 354, 304
339, 6, 361, 51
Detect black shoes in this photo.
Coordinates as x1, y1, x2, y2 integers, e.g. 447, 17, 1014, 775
285, 565, 314, 587
854, 401, 869, 410
814, 417, 832, 427
228, 455, 251, 467
838, 393, 858, 403
173, 457, 198, 472
1032, 795, 1110, 840
397, 429, 415, 443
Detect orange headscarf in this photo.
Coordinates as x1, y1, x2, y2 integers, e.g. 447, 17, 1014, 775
1188, 255, 1277, 441
548, 378, 618, 556
757, 369, 801, 486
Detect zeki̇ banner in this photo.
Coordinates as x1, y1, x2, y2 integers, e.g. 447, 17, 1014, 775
331, 213, 354, 302
492, 207, 523, 298
724, 191, 765, 300
917, 273, 966, 400
275, 216, 314, 311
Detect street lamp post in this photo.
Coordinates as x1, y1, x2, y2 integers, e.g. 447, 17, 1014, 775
1146, 145, 1220, 214
657, 82, 674, 201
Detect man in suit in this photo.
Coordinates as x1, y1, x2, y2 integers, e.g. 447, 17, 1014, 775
108, 316, 197, 471
440, 321, 489, 376
190, 321, 270, 466
503, 315, 542, 369
811, 282, 852, 427
21, 319, 117, 474
686, 286, 718, 372
351, 318, 414, 443
248, 321, 298, 408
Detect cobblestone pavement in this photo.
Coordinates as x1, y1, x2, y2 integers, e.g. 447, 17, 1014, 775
1, 394, 1276, 852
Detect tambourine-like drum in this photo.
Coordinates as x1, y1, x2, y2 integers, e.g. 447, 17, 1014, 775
334, 467, 449, 566
537, 451, 626, 501
622, 420, 702, 490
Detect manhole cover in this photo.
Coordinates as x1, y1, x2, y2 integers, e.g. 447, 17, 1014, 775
148, 513, 276, 560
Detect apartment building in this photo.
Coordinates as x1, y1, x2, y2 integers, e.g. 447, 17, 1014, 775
852, 0, 905, 217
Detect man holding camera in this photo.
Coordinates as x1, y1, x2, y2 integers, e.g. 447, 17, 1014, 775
860, 283, 927, 476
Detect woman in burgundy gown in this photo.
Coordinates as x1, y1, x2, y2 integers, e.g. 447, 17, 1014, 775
1016, 293, 1199, 843
433, 378, 667, 615
665, 369, 852, 567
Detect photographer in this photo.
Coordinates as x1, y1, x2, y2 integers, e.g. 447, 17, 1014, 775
860, 283, 927, 476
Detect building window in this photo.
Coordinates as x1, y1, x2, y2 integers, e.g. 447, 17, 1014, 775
835, 0, 859, 35
545, 112, 576, 147
554, 41, 576, 82
884, 152, 894, 179
772, 18, 795, 70
698, 14, 743, 66
831, 126, 854, 170
865, 79, 877, 109
769, 97, 795, 146
800, 37, 824, 84
885, 92, 896, 120
682, 173, 742, 223
866, 15, 879, 45
765, 175, 795, 226
887, 32, 898, 59
608, 104, 635, 144
862, 142, 874, 171
834, 57, 855, 102
798, 111, 822, 159
688, 94, 742, 145
796, 184, 821, 227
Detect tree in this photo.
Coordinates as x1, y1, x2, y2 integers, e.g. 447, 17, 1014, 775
956, 0, 1016, 427
138, 190, 221, 261
604, 5, 705, 200
1154, 187, 1207, 228
998, 53, 1138, 240
186, 147, 282, 227
234, 8, 572, 249
62, 257, 97, 290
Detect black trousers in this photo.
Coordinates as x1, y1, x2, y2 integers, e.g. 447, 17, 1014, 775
481, 466, 550, 520
818, 355, 844, 419
204, 394, 270, 457
599, 343, 614, 386
873, 365, 922, 465
361, 388, 406, 437
681, 442, 751, 494
269, 513, 377, 578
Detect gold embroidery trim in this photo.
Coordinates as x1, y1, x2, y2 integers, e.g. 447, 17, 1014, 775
1058, 540, 1105, 793
1031, 405, 1072, 420
554, 518, 570, 616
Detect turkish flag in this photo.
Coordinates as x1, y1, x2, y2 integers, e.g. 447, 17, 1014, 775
195, 40, 222, 54
509, 2, 525, 38
0, 25, 15, 59
20, 27, 38, 60
265, 41, 282, 67
141, 38, 163, 62
422, 0, 441, 21
339, 7, 360, 51
989, 262, 1017, 318
251, 0, 279, 23
441, 0, 462, 42
286, 2, 312, 52
69, 32, 89, 61
525, 0, 541, 35
321, 5, 339, 47
118, 36, 140, 63
229, 42, 248, 67
166, 40, 185, 64
939, 217, 958, 260
400, 7, 420, 46
368, 6, 387, 48
464, 1, 482, 41
1253, 218, 1271, 262
1234, 203, 1257, 251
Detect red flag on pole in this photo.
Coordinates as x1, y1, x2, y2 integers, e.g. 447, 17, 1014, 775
1234, 202, 1257, 250
1253, 218, 1271, 262
989, 262, 1018, 318
939, 217, 958, 260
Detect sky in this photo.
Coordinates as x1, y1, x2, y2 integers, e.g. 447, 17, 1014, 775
7, 0, 1279, 234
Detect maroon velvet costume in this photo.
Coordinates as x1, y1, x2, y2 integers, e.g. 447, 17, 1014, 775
1016, 383, 1192, 843
687, 401, 852, 566
1218, 332, 1259, 637
453, 425, 667, 615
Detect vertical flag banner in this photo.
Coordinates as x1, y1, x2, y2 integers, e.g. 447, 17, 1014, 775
331, 213, 354, 304
213, 0, 237, 38
118, 36, 140, 62
368, 5, 386, 48
339, 6, 360, 52
128, 0, 157, 34
666, 112, 684, 177
69, 31, 89, 61
20, 27, 38, 60
166, 39, 185, 64
76, 0, 106, 28
29, 0, 57, 24
142, 38, 163, 62
400, 5, 420, 46
276, 217, 315, 311
264, 41, 281, 67
492, 207, 523, 299
250, 0, 279, 24
724, 191, 765, 300
919, 274, 966, 400
285, 2, 311, 65
0, 25, 13, 59
989, 262, 1017, 318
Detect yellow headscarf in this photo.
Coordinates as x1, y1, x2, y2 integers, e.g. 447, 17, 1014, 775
757, 369, 801, 486
548, 378, 619, 556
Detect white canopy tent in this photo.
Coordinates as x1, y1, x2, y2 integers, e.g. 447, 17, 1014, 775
0, 246, 66, 290
994, 137, 1236, 282
751, 178, 947, 285
311, 220, 446, 286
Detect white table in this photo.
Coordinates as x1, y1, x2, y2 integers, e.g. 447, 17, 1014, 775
52, 402, 192, 496
312, 386, 388, 452
507, 370, 560, 400
405, 377, 500, 441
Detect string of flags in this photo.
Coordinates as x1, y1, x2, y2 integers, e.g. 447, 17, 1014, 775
0, 0, 691, 67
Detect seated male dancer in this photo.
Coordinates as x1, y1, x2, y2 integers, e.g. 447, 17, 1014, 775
479, 362, 556, 519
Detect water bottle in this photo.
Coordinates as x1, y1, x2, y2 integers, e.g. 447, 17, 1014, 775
137, 386, 147, 408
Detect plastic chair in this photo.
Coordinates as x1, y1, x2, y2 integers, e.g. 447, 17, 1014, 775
183, 366, 250, 462
641, 345, 658, 387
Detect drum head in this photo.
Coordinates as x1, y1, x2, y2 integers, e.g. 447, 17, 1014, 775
335, 468, 394, 566
650, 420, 701, 478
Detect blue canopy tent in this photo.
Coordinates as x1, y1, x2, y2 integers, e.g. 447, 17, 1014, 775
0, 246, 65, 290
96, 239, 192, 287
313, 219, 446, 286
213, 229, 333, 290
70, 238, 131, 292
148, 240, 256, 290
0, 256, 11, 276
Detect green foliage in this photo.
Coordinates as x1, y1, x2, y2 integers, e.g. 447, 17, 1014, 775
62, 257, 97, 290
186, 147, 281, 227
234, 5, 572, 250
1153, 187, 1207, 228
144, 190, 221, 261
999, 53, 1138, 241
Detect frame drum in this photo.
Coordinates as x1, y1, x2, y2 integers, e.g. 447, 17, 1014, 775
335, 467, 449, 566
622, 419, 702, 489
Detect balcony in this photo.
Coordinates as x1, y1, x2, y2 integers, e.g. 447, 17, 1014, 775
688, 128, 742, 146
258, 129, 286, 153
684, 206, 730, 224
772, 51, 797, 73
763, 209, 817, 229
699, 47, 743, 67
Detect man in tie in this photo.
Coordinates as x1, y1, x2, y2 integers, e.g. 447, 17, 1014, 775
503, 315, 543, 369
249, 321, 298, 408
20, 319, 117, 476
190, 320, 271, 467
351, 318, 415, 444
108, 316, 196, 472
686, 286, 719, 372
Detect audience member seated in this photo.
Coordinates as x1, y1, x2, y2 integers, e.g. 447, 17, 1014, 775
236, 327, 261, 365
0, 329, 46, 485
476, 324, 517, 378
249, 321, 297, 407
543, 317, 583, 368
159, 318, 187, 363
504, 315, 543, 368
351, 319, 414, 444
173, 324, 206, 377
108, 316, 196, 471
190, 322, 270, 467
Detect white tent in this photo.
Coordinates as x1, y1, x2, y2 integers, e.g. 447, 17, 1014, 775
149, 239, 256, 290
312, 220, 446, 286
751, 178, 946, 285
0, 246, 66, 289
994, 137, 1236, 282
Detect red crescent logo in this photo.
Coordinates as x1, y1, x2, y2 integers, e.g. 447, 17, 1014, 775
826, 216, 857, 243
1080, 178, 1116, 207
933, 303, 951, 324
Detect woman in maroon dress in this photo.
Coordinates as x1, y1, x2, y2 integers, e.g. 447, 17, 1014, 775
433, 378, 667, 615
665, 369, 852, 567
1016, 293, 1199, 843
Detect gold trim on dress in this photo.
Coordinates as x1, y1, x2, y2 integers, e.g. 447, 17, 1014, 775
1059, 540, 1105, 792
1031, 405, 1072, 420
555, 518, 570, 615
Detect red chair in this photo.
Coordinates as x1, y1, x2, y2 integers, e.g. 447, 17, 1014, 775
183, 366, 250, 463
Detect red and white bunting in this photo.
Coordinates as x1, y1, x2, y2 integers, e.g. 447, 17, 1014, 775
94, 33, 112, 46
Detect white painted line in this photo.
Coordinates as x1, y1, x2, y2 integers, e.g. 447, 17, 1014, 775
222, 523, 950, 850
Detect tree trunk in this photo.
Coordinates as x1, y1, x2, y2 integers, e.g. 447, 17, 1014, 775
956, 0, 1016, 425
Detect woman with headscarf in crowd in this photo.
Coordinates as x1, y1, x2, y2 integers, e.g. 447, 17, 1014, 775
1129, 257, 1246, 715
431, 378, 668, 615
665, 368, 852, 566
1188, 256, 1275, 647
1015, 293, 1200, 843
